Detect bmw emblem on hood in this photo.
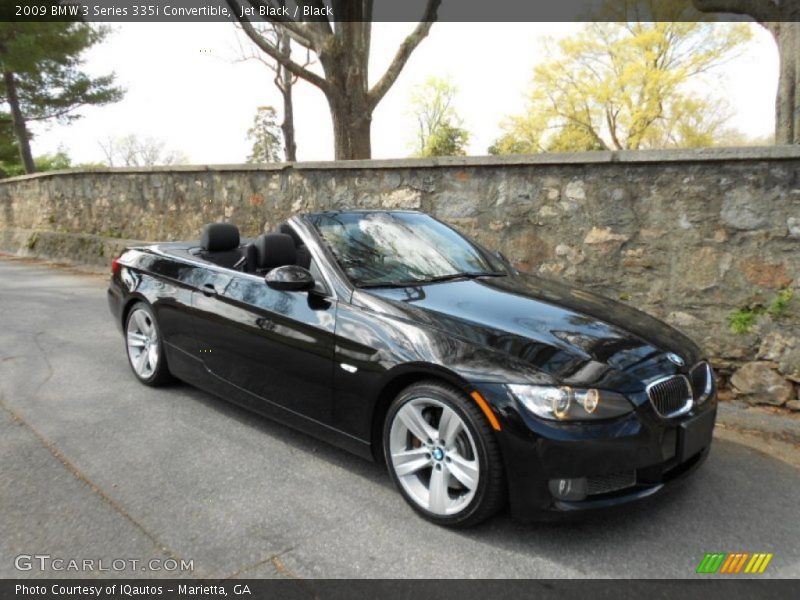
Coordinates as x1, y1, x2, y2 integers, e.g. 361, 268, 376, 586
666, 352, 685, 367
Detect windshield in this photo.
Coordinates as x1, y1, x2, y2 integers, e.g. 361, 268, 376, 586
308, 211, 507, 287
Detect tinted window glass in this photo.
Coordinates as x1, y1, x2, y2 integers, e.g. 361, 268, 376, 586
309, 212, 505, 287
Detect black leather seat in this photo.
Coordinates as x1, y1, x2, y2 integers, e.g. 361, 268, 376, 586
277, 223, 311, 269
198, 223, 243, 268
246, 233, 296, 274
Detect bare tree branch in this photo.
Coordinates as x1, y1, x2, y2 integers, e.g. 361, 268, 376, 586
368, 0, 441, 110
296, 0, 334, 38
235, 23, 312, 87
235, 0, 329, 50
229, 1, 329, 92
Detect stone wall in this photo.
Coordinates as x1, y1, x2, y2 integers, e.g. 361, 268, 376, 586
1, 148, 798, 407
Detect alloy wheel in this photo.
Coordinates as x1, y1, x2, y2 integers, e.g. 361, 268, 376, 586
389, 397, 480, 516
126, 308, 159, 380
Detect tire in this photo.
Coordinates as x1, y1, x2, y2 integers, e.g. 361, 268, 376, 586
124, 302, 174, 387
383, 380, 506, 528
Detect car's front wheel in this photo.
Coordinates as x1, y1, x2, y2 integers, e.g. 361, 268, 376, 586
384, 380, 505, 527
125, 302, 173, 386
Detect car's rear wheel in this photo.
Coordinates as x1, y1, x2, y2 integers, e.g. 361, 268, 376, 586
125, 302, 173, 386
384, 380, 505, 528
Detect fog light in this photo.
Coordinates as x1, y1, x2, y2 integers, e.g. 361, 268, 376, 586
549, 477, 588, 501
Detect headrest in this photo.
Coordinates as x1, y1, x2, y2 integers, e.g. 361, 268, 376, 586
201, 223, 240, 252
244, 243, 259, 272
255, 233, 296, 270
277, 222, 303, 247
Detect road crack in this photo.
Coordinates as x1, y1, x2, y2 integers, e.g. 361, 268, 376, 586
31, 331, 54, 395
222, 548, 321, 598
0, 396, 188, 571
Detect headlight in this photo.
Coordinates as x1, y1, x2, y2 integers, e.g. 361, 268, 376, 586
692, 362, 715, 406
508, 384, 634, 421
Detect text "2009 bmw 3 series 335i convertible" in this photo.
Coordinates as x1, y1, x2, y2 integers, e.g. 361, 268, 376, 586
108, 210, 716, 527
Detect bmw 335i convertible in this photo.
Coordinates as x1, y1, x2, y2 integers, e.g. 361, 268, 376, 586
108, 209, 716, 527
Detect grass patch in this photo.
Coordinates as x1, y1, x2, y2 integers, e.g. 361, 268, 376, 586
728, 287, 795, 334
728, 308, 759, 335
767, 287, 794, 317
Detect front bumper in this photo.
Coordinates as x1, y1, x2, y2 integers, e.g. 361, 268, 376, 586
475, 383, 717, 522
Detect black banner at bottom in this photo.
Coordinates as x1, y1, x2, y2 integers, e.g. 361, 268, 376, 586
1, 579, 798, 600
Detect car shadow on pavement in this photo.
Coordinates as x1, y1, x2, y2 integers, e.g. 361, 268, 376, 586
172, 381, 392, 487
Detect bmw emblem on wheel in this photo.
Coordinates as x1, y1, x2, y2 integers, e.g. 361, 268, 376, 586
667, 352, 685, 367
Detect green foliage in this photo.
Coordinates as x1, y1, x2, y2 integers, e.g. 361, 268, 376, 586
419, 122, 469, 157
246, 106, 283, 163
409, 77, 470, 157
34, 149, 71, 171
1, 149, 72, 178
74, 161, 108, 169
767, 287, 794, 317
0, 112, 18, 175
491, 13, 752, 154
0, 21, 123, 123
728, 308, 759, 335
0, 17, 123, 173
728, 288, 795, 334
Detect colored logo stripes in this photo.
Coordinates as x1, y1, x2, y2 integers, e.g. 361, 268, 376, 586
696, 553, 773, 574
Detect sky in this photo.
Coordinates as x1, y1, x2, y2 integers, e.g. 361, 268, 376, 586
31, 21, 779, 164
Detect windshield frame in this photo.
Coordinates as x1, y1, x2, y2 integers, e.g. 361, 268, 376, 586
304, 210, 510, 290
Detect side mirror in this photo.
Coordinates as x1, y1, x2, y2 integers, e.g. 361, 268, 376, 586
265, 265, 315, 292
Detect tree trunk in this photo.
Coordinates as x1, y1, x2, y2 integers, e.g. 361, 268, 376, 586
281, 85, 297, 162
3, 70, 35, 173
277, 31, 297, 162
772, 22, 799, 144
327, 93, 373, 160
319, 22, 373, 160
692, 2, 800, 145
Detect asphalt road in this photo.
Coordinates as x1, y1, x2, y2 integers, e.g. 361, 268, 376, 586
1, 257, 799, 579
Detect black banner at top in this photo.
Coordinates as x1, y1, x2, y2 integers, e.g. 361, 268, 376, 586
0, 0, 777, 23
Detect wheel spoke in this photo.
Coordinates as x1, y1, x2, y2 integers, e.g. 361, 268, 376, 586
135, 349, 149, 375
447, 453, 479, 491
133, 310, 148, 333
438, 406, 462, 446
392, 448, 431, 477
428, 466, 449, 513
127, 332, 147, 348
148, 345, 158, 370
397, 403, 437, 444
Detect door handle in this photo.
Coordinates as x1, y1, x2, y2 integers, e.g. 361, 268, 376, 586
256, 317, 275, 332
202, 283, 218, 297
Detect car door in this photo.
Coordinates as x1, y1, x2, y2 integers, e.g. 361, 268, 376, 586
190, 266, 337, 425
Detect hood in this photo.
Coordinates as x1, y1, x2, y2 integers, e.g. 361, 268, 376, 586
361, 273, 702, 390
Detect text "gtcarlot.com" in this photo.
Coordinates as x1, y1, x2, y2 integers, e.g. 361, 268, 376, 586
14, 554, 194, 572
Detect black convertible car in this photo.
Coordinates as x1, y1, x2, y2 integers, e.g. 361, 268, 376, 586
108, 210, 716, 527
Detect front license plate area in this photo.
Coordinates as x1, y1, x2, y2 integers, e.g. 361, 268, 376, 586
678, 408, 716, 463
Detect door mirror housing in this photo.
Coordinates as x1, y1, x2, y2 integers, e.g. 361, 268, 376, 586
265, 265, 315, 292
